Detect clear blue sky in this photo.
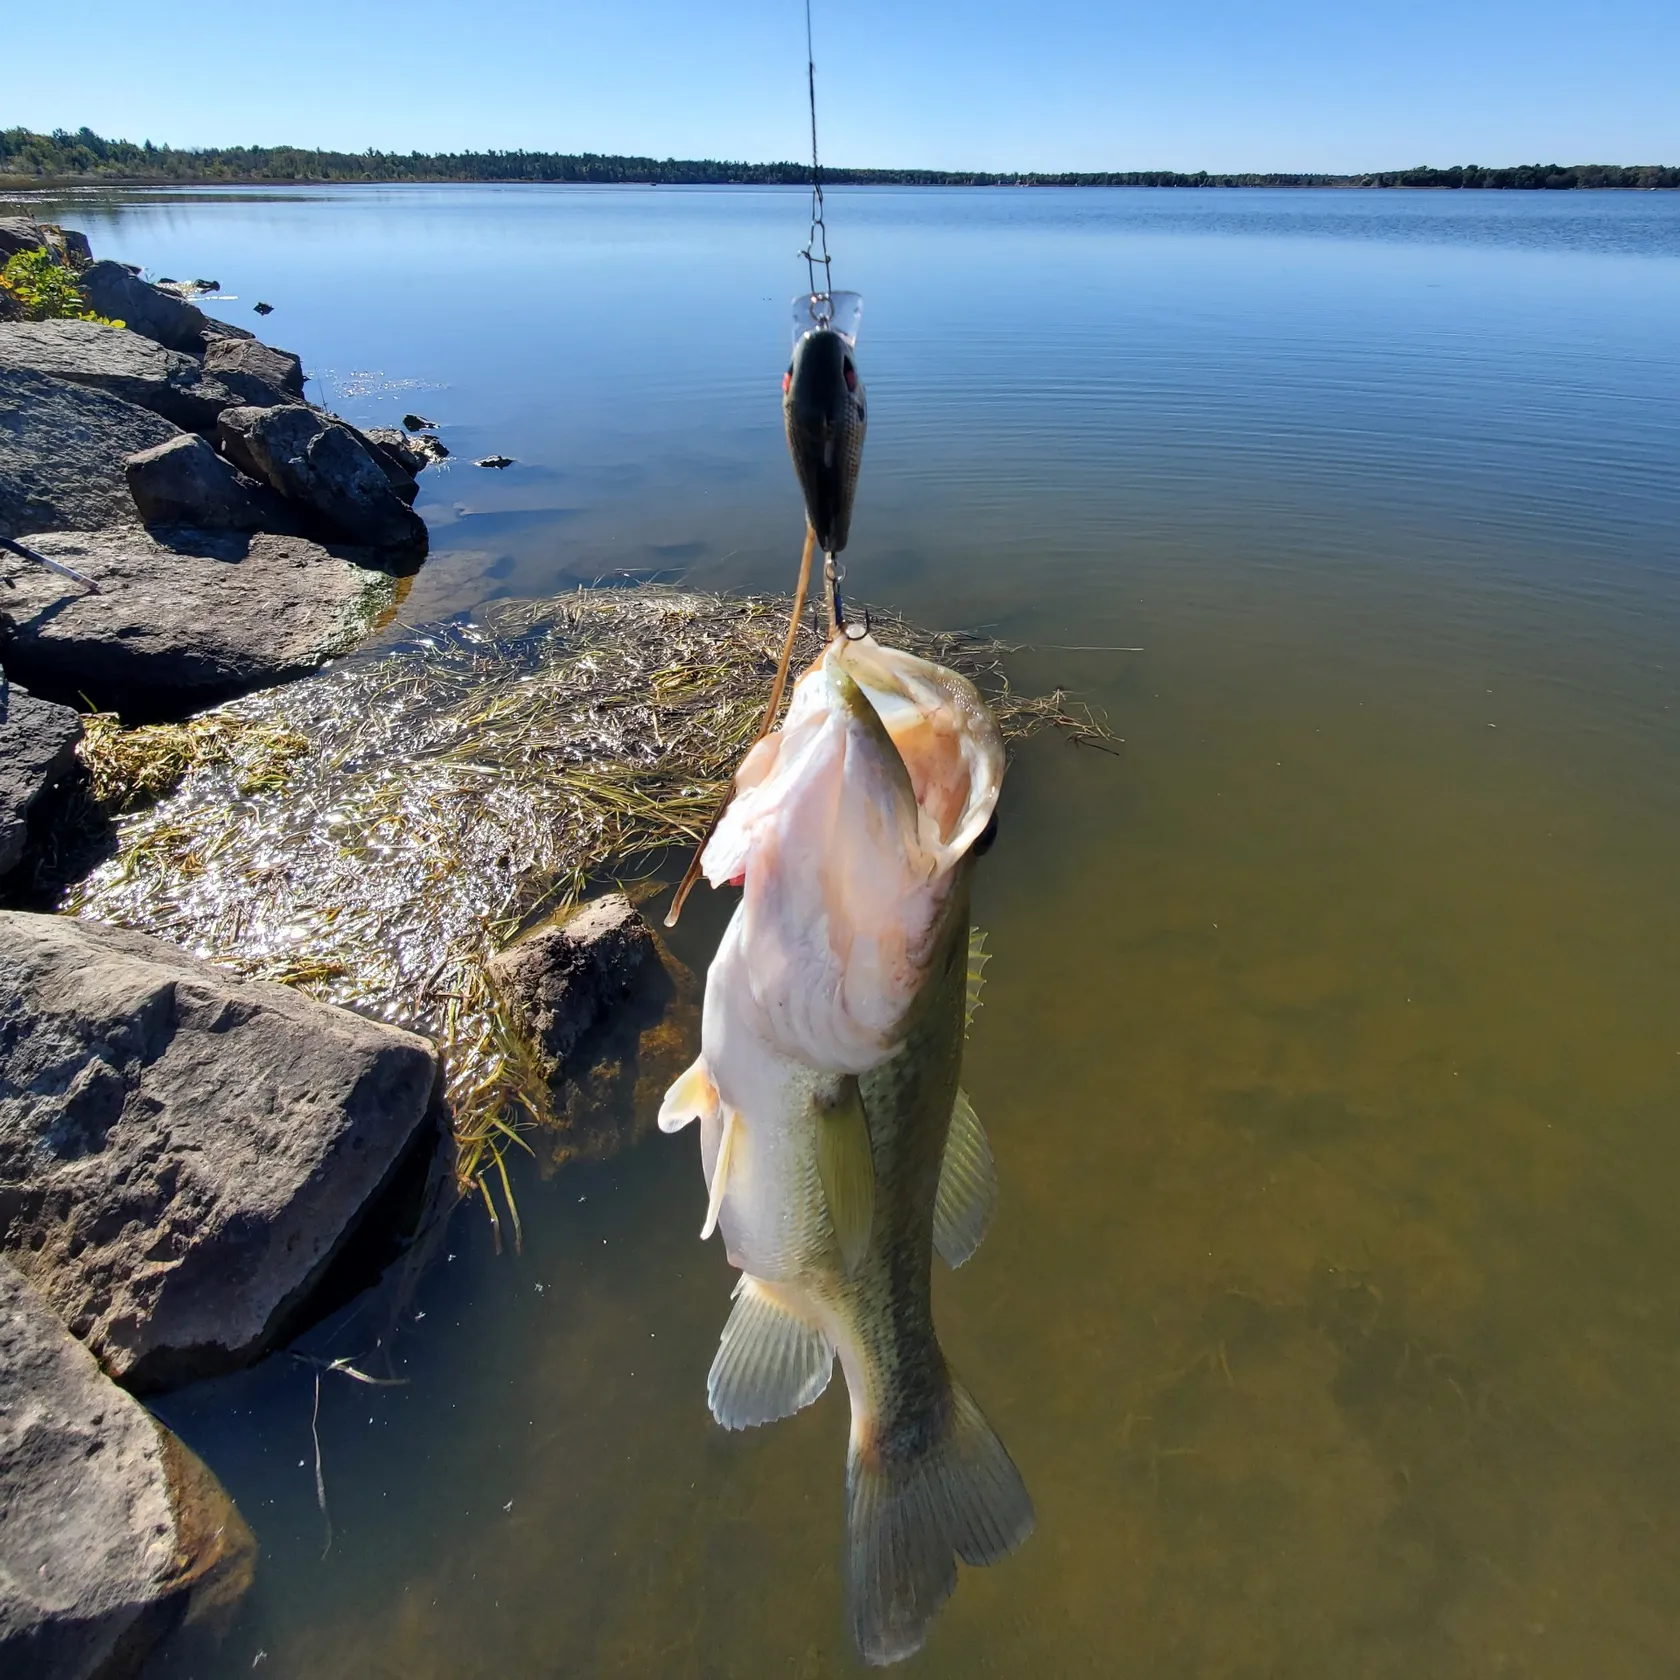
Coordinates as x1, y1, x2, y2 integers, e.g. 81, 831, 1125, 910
7, 0, 1677, 172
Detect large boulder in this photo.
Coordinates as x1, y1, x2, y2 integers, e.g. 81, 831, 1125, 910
0, 320, 232, 434
0, 1258, 255, 1680
201, 335, 304, 404
0, 912, 441, 1390
124, 434, 289, 532
0, 368, 181, 539
0, 526, 398, 720
488, 894, 653, 1075
77, 262, 209, 355
217, 404, 427, 553
0, 686, 82, 882
0, 219, 51, 263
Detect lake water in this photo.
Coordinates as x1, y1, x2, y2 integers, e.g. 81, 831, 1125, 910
10, 183, 1680, 1676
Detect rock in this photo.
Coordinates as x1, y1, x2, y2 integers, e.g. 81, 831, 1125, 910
0, 320, 234, 434
0, 1258, 256, 1680
197, 315, 254, 345
252, 302, 273, 316
201, 335, 305, 405
0, 219, 50, 263
48, 228, 93, 272
124, 434, 288, 532
0, 527, 397, 720
487, 894, 653, 1073
0, 912, 441, 1390
475, 455, 514, 469
363, 426, 448, 474
0, 368, 181, 540
217, 405, 427, 553
76, 262, 226, 355
0, 686, 81, 881
402, 413, 436, 432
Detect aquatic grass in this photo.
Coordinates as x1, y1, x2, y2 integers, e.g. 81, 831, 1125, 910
68, 584, 1113, 1223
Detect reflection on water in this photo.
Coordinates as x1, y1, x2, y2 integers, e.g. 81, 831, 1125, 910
9, 183, 1679, 1675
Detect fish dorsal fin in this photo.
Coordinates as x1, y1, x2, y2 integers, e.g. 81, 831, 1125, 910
817, 1076, 875, 1277
658, 1057, 719, 1133
699, 1108, 739, 1241
933, 1089, 997, 1269
966, 929, 990, 1035
708, 1275, 835, 1431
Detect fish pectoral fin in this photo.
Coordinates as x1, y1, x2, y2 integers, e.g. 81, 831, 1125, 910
933, 1089, 998, 1270
845, 1380, 1034, 1666
699, 1108, 739, 1241
658, 1056, 719, 1134
965, 927, 990, 1035
707, 1275, 835, 1431
817, 1076, 875, 1277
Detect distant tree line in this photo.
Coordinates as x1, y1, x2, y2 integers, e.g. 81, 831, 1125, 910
3, 128, 1676, 190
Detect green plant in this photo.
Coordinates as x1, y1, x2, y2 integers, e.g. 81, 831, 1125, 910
0, 247, 122, 325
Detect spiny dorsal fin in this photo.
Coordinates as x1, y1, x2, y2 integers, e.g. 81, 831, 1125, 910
708, 1275, 835, 1431
965, 928, 990, 1036
817, 1077, 875, 1276
933, 1089, 997, 1269
699, 1108, 739, 1241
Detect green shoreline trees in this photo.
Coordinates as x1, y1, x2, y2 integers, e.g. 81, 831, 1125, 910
3, 128, 1676, 189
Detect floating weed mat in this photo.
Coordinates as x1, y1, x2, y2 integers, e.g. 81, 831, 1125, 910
68, 585, 1112, 1225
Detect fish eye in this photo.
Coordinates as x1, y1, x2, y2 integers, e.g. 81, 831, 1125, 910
843, 359, 857, 393
782, 367, 792, 393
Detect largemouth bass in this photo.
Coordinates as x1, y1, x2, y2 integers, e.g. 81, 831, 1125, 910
783, 326, 866, 555
660, 633, 1032, 1664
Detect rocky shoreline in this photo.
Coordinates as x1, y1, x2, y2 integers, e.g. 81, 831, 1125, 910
0, 218, 650, 1679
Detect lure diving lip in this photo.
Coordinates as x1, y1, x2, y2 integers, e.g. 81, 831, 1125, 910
783, 326, 867, 556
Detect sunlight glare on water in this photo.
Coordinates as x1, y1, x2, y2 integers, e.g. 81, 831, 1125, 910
12, 182, 1680, 1677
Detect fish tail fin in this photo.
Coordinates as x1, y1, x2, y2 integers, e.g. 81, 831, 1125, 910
845, 1378, 1034, 1666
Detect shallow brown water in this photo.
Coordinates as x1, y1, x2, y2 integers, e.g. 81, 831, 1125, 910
8, 183, 1679, 1676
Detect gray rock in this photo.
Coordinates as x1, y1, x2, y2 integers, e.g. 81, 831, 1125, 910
0, 368, 181, 540
363, 425, 448, 476
48, 227, 93, 272
0, 1258, 256, 1680
0, 912, 441, 1390
0, 527, 397, 720
202, 335, 304, 403
488, 893, 653, 1073
0, 219, 49, 263
124, 434, 287, 532
0, 320, 233, 434
217, 405, 427, 553
78, 262, 209, 355
0, 685, 82, 881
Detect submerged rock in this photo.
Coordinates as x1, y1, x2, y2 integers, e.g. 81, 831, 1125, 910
0, 526, 397, 719
0, 1258, 255, 1680
124, 434, 289, 532
218, 404, 428, 554
201, 335, 305, 406
0, 686, 82, 882
0, 319, 234, 435
0, 368, 181, 539
0, 912, 441, 1391
488, 894, 654, 1075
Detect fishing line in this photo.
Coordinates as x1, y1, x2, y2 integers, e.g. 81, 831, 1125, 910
802, 0, 833, 310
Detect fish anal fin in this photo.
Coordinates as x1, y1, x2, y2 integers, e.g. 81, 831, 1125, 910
965, 928, 990, 1035
933, 1089, 998, 1269
700, 1108, 739, 1241
845, 1380, 1034, 1666
817, 1076, 875, 1276
707, 1275, 835, 1431
659, 1056, 719, 1134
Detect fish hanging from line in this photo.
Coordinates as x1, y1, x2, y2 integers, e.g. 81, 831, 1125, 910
660, 632, 1032, 1665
